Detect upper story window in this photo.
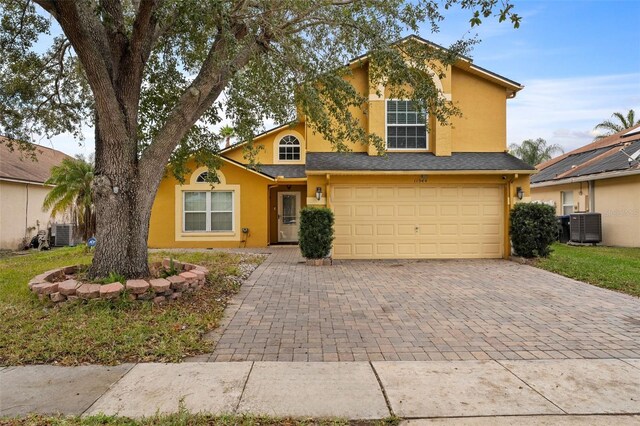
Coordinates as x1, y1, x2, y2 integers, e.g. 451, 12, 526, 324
278, 135, 301, 160
386, 100, 427, 150
195, 172, 209, 183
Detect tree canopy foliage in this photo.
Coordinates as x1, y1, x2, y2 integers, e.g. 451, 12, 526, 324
0, 0, 520, 277
509, 138, 564, 167
593, 109, 639, 140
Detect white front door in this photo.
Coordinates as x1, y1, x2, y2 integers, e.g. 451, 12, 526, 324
278, 191, 301, 242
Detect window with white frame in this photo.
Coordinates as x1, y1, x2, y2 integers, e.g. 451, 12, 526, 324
386, 100, 427, 149
196, 172, 208, 182
561, 191, 574, 215
184, 191, 233, 232
278, 135, 301, 160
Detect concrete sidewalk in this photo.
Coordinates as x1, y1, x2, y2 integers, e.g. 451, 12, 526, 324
1, 359, 639, 421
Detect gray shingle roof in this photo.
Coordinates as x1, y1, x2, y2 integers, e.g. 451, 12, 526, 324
306, 152, 534, 172
255, 164, 307, 178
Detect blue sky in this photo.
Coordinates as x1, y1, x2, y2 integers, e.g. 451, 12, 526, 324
42, 0, 640, 156
422, 0, 640, 152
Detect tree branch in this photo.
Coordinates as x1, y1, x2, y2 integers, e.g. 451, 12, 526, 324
139, 23, 266, 179
35, 1, 128, 140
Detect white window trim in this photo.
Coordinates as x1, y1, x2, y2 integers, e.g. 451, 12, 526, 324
278, 135, 301, 161
183, 191, 234, 233
272, 130, 306, 164
385, 99, 429, 151
175, 179, 241, 242
561, 191, 574, 215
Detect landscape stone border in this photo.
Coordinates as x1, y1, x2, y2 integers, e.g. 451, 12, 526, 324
28, 259, 209, 305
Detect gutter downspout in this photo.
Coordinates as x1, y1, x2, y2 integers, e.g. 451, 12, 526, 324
589, 180, 595, 212
25, 184, 29, 243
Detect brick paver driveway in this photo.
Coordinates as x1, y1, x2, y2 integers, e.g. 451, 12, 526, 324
202, 247, 640, 362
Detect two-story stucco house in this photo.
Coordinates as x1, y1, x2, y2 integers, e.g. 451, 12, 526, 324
148, 36, 535, 259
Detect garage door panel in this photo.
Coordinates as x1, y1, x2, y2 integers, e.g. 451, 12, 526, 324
376, 205, 394, 216
440, 243, 460, 255
398, 224, 416, 235
333, 205, 352, 217
334, 224, 352, 237
462, 187, 483, 198
461, 224, 480, 235
355, 224, 374, 236
418, 243, 438, 255
354, 187, 374, 199
417, 224, 437, 235
483, 224, 501, 236
461, 243, 481, 255
483, 204, 501, 216
354, 205, 373, 217
333, 186, 353, 201
461, 205, 480, 216
398, 205, 416, 216
354, 244, 373, 255
376, 244, 395, 255
397, 243, 416, 255
440, 205, 459, 216
482, 243, 501, 256
418, 187, 437, 198
332, 184, 504, 259
440, 224, 460, 235
333, 244, 352, 256
439, 187, 460, 198
376, 187, 395, 199
418, 205, 437, 216
376, 224, 394, 236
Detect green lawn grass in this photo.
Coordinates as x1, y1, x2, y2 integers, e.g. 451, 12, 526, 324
0, 247, 263, 366
536, 243, 640, 297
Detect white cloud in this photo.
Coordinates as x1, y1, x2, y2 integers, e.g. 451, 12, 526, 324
507, 73, 640, 152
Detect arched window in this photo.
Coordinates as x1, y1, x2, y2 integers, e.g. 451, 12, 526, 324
278, 135, 301, 161
196, 172, 209, 183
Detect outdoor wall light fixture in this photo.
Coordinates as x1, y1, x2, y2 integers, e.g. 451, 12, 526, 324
315, 186, 323, 200
516, 186, 524, 200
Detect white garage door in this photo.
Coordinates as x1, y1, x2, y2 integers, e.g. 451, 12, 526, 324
331, 184, 504, 259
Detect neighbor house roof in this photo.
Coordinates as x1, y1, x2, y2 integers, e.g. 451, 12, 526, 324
0, 137, 71, 185
531, 124, 640, 186
306, 152, 535, 173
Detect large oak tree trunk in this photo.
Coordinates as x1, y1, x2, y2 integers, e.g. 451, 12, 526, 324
87, 122, 154, 279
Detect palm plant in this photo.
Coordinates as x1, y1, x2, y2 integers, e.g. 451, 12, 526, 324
43, 156, 95, 242
509, 138, 564, 167
594, 109, 639, 139
219, 125, 235, 148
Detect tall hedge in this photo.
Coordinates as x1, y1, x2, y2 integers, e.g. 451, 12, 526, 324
510, 202, 557, 258
299, 207, 335, 259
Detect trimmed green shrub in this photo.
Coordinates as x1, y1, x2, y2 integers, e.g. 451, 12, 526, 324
299, 207, 335, 259
510, 202, 557, 258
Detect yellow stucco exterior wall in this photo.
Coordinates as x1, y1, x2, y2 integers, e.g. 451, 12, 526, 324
224, 59, 510, 159
148, 160, 273, 249
148, 50, 526, 256
450, 68, 507, 152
